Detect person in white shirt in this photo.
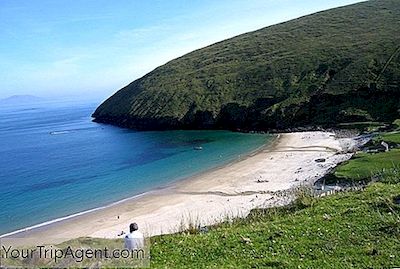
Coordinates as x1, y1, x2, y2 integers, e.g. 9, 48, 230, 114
124, 222, 144, 250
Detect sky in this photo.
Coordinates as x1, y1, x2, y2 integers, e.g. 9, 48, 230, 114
0, 0, 365, 101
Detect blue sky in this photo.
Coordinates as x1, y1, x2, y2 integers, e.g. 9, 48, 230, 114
0, 0, 365, 100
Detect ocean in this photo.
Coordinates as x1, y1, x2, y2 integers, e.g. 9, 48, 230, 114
0, 99, 272, 235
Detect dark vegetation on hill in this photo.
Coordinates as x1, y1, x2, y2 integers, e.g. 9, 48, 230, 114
93, 0, 400, 131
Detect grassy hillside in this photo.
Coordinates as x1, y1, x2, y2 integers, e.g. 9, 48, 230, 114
93, 0, 400, 131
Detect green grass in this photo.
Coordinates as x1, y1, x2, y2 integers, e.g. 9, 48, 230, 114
148, 183, 400, 268
333, 149, 400, 181
380, 132, 400, 144
372, 130, 400, 144
330, 131, 400, 183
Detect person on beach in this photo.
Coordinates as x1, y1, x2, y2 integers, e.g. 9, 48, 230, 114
124, 222, 144, 250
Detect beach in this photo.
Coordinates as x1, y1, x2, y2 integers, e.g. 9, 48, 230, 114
3, 131, 357, 243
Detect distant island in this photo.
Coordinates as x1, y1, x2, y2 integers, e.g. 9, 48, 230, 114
93, 0, 400, 131
0, 95, 44, 105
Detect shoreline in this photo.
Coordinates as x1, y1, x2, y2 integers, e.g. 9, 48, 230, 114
0, 134, 278, 239
2, 131, 357, 243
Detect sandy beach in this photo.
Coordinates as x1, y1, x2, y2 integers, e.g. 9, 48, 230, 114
3, 131, 358, 243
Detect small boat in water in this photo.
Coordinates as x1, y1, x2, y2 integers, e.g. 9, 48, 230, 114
193, 146, 203, 150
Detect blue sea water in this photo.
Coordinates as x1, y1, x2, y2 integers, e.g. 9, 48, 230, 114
0, 100, 272, 235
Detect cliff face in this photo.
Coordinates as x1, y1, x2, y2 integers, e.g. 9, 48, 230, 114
93, 0, 400, 131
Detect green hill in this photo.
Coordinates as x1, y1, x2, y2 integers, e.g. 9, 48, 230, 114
93, 0, 400, 131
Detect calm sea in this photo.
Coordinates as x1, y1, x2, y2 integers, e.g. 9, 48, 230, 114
0, 99, 272, 235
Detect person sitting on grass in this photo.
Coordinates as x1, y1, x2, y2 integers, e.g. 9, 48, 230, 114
124, 222, 144, 250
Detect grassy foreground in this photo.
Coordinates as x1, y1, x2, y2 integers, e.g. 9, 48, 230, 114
149, 184, 400, 268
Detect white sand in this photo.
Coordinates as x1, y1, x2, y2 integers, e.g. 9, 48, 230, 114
4, 131, 355, 243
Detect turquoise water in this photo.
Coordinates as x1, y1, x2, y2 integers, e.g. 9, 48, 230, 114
0, 100, 272, 235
